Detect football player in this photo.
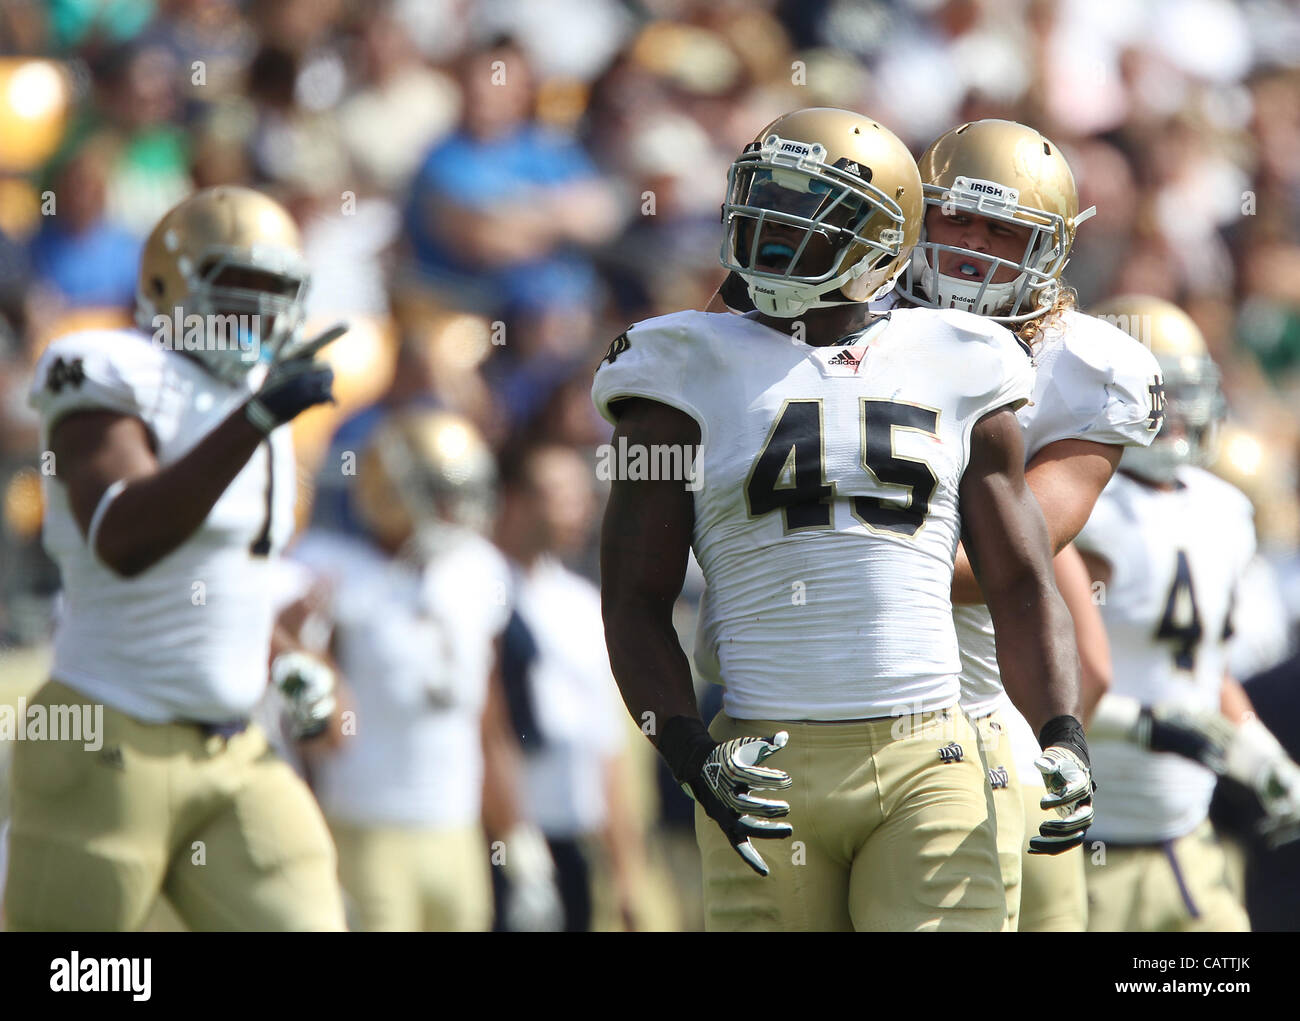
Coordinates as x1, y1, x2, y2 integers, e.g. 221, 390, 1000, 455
892, 120, 1166, 931
707, 120, 1165, 930
1074, 296, 1270, 930
7, 186, 347, 931
280, 409, 563, 931
595, 108, 1091, 931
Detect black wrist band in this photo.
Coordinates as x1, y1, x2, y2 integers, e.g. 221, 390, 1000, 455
1038, 714, 1090, 768
657, 715, 715, 786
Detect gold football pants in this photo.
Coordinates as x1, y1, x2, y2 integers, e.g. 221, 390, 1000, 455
697, 708, 1004, 932
6, 679, 346, 931
1084, 819, 1249, 932
328, 819, 491, 931
970, 708, 1025, 930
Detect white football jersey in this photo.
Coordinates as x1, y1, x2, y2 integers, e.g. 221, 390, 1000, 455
29, 329, 295, 723
593, 307, 1035, 721
289, 530, 510, 828
1075, 466, 1256, 843
512, 557, 626, 838
952, 309, 1164, 725
1226, 554, 1290, 680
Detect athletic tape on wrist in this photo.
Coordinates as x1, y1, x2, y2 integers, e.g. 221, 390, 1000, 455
658, 715, 715, 784
1038, 714, 1090, 768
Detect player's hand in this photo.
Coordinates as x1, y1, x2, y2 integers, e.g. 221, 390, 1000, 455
658, 716, 793, 877
244, 323, 348, 434
1256, 756, 1300, 848
1224, 717, 1300, 849
1029, 745, 1095, 855
500, 824, 564, 932
1137, 704, 1236, 771
271, 651, 338, 740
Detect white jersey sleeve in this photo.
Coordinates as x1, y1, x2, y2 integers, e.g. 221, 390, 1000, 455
591, 312, 719, 436
29, 330, 169, 433
929, 308, 1036, 428
1021, 310, 1164, 455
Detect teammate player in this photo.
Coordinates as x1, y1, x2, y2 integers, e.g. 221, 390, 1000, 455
7, 186, 346, 931
893, 121, 1165, 930
1074, 296, 1259, 930
281, 409, 562, 931
707, 120, 1165, 929
595, 108, 1092, 931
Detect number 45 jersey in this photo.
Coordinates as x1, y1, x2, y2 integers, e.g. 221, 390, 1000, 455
592, 307, 1034, 721
1075, 466, 1256, 842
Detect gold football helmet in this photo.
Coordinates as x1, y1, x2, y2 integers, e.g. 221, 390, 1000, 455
354, 409, 497, 555
1210, 423, 1299, 551
720, 107, 922, 318
1092, 295, 1224, 483
898, 119, 1093, 322
135, 186, 310, 384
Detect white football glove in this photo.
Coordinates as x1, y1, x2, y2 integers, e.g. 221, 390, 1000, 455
658, 716, 793, 877
1224, 717, 1300, 848
270, 651, 337, 740
1030, 745, 1095, 855
500, 824, 564, 932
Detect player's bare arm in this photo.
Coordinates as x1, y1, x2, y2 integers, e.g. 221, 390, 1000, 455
961, 406, 1094, 853
952, 437, 1121, 604
960, 408, 1082, 729
51, 348, 334, 579
1053, 543, 1111, 724
51, 407, 267, 577
599, 396, 701, 728
599, 395, 792, 877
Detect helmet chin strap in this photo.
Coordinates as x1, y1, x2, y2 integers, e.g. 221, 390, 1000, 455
743, 258, 904, 319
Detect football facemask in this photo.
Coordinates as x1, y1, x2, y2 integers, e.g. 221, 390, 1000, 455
721, 132, 910, 318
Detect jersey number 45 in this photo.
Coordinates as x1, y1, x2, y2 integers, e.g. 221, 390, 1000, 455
746, 398, 938, 537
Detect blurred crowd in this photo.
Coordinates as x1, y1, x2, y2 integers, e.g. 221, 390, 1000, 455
2, 0, 1300, 929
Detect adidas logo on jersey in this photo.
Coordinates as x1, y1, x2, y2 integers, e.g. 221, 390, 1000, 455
988, 765, 1009, 789
938, 742, 964, 763
821, 346, 867, 376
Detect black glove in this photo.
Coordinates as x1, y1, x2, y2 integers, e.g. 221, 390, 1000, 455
244, 324, 347, 435
658, 715, 793, 876
1138, 704, 1235, 771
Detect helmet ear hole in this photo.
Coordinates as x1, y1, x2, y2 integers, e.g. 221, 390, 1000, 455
150, 276, 165, 297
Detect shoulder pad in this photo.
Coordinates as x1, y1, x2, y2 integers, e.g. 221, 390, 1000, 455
1035, 311, 1166, 447
896, 308, 1036, 419
28, 330, 167, 431
591, 310, 722, 427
